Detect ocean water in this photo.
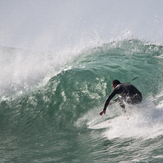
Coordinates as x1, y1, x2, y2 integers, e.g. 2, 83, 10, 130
1, 39, 163, 162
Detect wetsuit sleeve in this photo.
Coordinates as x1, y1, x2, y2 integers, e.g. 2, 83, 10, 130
103, 89, 117, 111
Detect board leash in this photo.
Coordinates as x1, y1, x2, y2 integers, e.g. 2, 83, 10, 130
128, 77, 138, 83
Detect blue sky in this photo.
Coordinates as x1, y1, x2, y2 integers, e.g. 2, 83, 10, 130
0, 0, 163, 51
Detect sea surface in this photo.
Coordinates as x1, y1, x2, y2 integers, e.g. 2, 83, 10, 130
1, 39, 163, 162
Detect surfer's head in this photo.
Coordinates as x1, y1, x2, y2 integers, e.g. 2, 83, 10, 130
112, 79, 121, 88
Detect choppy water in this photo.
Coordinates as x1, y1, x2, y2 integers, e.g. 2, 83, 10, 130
1, 39, 163, 162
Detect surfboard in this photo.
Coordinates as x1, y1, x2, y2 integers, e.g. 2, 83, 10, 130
88, 115, 129, 129
88, 119, 111, 129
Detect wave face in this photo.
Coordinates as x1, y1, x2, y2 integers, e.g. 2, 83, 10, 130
1, 39, 163, 162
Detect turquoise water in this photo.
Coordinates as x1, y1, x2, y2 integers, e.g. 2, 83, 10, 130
1, 39, 163, 162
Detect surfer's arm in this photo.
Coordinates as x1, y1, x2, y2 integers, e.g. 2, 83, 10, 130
99, 90, 117, 116
103, 90, 117, 111
99, 101, 114, 115
99, 110, 106, 115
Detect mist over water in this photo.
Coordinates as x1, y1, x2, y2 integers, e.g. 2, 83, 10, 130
0, 45, 82, 98
1, 0, 163, 51
1, 1, 163, 162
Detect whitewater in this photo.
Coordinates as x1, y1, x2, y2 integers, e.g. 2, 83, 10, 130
0, 38, 163, 162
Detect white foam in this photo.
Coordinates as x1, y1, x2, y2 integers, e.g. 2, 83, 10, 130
0, 46, 85, 99
102, 101, 163, 139
81, 100, 163, 140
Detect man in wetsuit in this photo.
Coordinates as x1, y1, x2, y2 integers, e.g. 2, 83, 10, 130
99, 79, 142, 116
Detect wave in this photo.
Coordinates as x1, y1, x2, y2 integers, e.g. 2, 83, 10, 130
1, 39, 163, 162
1, 39, 163, 129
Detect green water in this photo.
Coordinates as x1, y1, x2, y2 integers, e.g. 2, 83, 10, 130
1, 39, 163, 162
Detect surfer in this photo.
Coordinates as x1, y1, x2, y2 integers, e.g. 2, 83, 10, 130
99, 79, 142, 116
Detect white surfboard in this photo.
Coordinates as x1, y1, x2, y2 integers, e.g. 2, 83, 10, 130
88, 115, 128, 129
88, 119, 111, 129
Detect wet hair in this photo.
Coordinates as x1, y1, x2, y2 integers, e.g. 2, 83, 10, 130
112, 79, 121, 86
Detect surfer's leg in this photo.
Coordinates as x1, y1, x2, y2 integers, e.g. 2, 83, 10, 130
132, 94, 142, 104
119, 101, 126, 113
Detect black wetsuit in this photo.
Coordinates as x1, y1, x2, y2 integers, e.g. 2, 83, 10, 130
103, 83, 142, 111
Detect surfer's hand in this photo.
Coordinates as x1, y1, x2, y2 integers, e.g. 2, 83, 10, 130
99, 110, 106, 116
